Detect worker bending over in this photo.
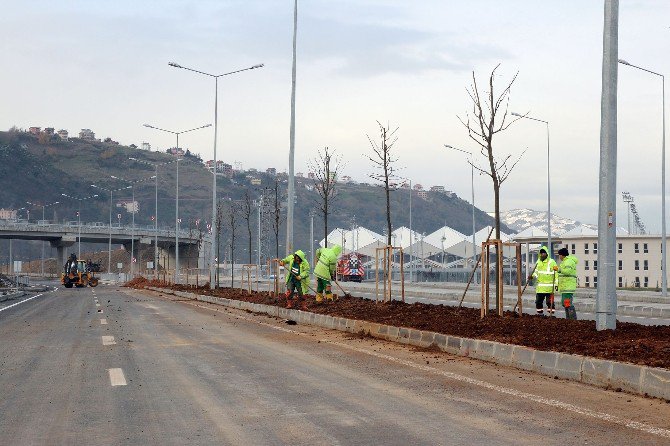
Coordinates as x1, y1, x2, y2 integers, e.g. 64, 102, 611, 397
529, 245, 557, 316
314, 244, 342, 303
280, 250, 310, 310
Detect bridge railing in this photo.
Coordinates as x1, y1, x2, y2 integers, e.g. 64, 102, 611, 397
0, 219, 202, 240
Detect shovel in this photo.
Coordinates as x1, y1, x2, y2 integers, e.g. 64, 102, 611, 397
512, 263, 537, 316
333, 279, 352, 298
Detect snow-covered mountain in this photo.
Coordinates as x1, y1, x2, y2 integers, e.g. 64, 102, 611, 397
494, 209, 596, 235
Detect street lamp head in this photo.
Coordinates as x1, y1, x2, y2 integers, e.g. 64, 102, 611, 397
511, 112, 522, 117
618, 59, 630, 65
444, 144, 454, 149
168, 62, 183, 68
142, 124, 153, 128
252, 64, 264, 69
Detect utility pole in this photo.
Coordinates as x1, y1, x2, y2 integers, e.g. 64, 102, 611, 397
596, 0, 619, 331
286, 0, 298, 256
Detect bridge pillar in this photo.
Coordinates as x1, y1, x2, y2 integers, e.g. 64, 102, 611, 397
50, 238, 75, 270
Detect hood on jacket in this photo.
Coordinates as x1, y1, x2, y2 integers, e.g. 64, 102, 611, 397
331, 244, 342, 256
294, 250, 306, 262
538, 245, 549, 256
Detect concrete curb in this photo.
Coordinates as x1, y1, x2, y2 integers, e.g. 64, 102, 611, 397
146, 287, 670, 401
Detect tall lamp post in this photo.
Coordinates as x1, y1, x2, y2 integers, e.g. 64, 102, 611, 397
168, 61, 264, 289
130, 153, 191, 279
445, 145, 477, 278
90, 184, 131, 274
61, 193, 98, 259
619, 59, 666, 296
26, 200, 59, 276
512, 112, 552, 253
111, 175, 156, 277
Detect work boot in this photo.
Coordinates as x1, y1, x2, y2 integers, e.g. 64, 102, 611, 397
286, 299, 293, 309
315, 293, 323, 303
326, 292, 334, 301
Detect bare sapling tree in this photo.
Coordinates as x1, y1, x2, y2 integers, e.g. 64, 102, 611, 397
268, 180, 285, 259
241, 190, 254, 264
215, 201, 225, 287
367, 121, 399, 247
308, 147, 342, 246
457, 64, 525, 311
227, 200, 239, 288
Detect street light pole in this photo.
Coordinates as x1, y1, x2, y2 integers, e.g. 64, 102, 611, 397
168, 61, 264, 289
27, 200, 59, 276
91, 185, 131, 274
60, 193, 98, 261
287, 0, 299, 256
111, 175, 155, 278
445, 145, 477, 280
130, 156, 181, 279
512, 113, 551, 253
143, 124, 211, 283
619, 58, 666, 296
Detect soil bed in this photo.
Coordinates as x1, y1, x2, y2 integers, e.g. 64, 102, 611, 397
126, 277, 670, 369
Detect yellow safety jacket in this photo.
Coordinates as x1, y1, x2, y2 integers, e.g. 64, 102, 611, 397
532, 246, 558, 294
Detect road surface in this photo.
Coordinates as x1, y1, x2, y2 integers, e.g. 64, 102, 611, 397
0, 284, 668, 445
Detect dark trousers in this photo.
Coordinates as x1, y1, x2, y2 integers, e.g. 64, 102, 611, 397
535, 293, 555, 314
287, 278, 304, 300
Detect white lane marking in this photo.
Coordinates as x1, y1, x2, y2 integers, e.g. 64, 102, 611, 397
0, 293, 44, 313
102, 336, 116, 346
108, 368, 127, 386
100, 318, 107, 325
185, 301, 670, 439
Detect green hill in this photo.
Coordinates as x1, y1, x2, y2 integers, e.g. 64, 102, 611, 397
0, 129, 505, 263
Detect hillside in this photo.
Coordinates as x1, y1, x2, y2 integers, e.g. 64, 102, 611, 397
0, 129, 505, 262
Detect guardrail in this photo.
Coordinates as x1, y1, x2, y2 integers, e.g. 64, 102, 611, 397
0, 219, 201, 241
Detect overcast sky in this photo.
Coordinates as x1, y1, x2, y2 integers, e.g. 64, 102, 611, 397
1, 1, 669, 231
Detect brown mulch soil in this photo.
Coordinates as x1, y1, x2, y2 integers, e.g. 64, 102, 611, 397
126, 277, 670, 370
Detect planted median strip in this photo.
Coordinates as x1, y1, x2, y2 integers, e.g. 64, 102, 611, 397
129, 279, 670, 401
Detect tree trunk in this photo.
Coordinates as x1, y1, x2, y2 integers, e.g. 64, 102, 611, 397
493, 178, 501, 312
324, 200, 328, 247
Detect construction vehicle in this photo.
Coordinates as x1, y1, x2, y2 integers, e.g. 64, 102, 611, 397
336, 253, 364, 282
61, 259, 99, 288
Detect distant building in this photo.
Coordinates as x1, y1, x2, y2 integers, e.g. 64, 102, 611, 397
221, 163, 233, 178
249, 168, 258, 173
116, 200, 139, 214
417, 191, 429, 200
430, 185, 445, 193
413, 184, 424, 191
266, 167, 277, 176
29, 127, 41, 135
250, 178, 262, 186
0, 208, 17, 220
296, 172, 304, 178
141, 142, 151, 151
168, 147, 185, 156
79, 129, 95, 140
57, 129, 69, 141
43, 127, 55, 135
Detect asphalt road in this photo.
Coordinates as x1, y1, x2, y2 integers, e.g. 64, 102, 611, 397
0, 285, 668, 445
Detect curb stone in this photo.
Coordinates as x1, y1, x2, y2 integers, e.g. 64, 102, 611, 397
144, 287, 670, 401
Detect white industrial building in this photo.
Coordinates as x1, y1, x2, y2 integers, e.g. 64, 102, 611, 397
512, 224, 663, 289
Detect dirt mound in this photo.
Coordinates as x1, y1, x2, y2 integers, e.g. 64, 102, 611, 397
129, 282, 670, 369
